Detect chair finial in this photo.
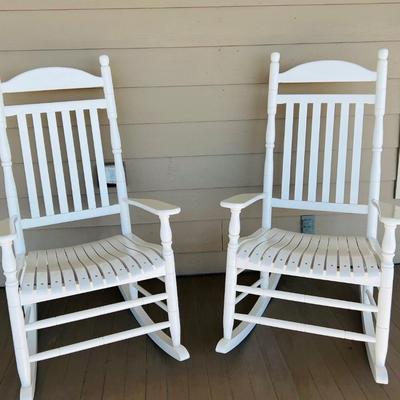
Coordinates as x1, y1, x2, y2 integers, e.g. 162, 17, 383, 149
271, 52, 280, 62
99, 55, 110, 66
378, 48, 389, 60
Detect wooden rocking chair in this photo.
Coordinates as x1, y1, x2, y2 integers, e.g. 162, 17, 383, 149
0, 55, 189, 400
216, 49, 397, 384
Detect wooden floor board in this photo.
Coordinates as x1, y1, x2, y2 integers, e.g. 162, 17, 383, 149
0, 272, 400, 399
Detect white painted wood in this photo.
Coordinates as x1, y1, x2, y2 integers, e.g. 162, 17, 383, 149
350, 103, 364, 204
278, 60, 377, 83
89, 108, 109, 207
2, 67, 103, 93
16, 114, 40, 218
47, 112, 68, 214
294, 102, 307, 201
321, 102, 335, 202
0, 56, 189, 399
75, 108, 96, 209
335, 102, 350, 203
32, 113, 54, 216
218, 49, 394, 385
281, 102, 293, 200
307, 102, 321, 201
61, 110, 82, 212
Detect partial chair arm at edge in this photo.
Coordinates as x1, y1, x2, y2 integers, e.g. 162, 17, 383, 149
372, 200, 400, 226
0, 216, 17, 244
220, 193, 265, 211
126, 198, 181, 217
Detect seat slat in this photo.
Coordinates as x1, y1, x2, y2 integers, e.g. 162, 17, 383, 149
63, 247, 91, 290
46, 249, 63, 295
346, 236, 365, 277
54, 248, 77, 291
326, 236, 338, 277
32, 112, 54, 215
356, 237, 380, 278
299, 235, 320, 274
237, 228, 277, 259
261, 231, 296, 267
273, 232, 303, 270
337, 237, 351, 278
287, 234, 312, 272
248, 229, 287, 265
312, 236, 329, 275
35, 250, 49, 295
17, 114, 40, 218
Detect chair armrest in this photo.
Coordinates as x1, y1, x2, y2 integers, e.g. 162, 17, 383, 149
372, 200, 400, 226
0, 216, 17, 244
220, 193, 264, 210
126, 198, 181, 217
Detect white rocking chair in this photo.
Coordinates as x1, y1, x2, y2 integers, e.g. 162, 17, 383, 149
216, 49, 397, 384
0, 56, 189, 400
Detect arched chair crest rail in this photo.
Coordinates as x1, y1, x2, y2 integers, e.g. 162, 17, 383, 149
0, 56, 189, 400
216, 49, 397, 384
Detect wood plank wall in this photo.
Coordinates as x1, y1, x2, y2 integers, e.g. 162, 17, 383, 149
0, 1, 399, 279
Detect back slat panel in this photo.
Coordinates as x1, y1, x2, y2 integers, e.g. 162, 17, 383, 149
75, 109, 96, 209
281, 102, 293, 200
350, 103, 365, 204
47, 111, 68, 214
61, 110, 82, 212
335, 102, 350, 203
307, 102, 321, 202
89, 108, 109, 207
294, 102, 307, 200
17, 113, 40, 218
321, 103, 335, 203
32, 112, 54, 215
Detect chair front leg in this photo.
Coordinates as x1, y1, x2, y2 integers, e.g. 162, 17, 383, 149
160, 215, 181, 347
375, 223, 396, 375
223, 209, 241, 340
1, 241, 32, 397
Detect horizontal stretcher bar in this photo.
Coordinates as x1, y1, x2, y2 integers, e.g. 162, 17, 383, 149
235, 285, 378, 313
25, 293, 168, 332
235, 313, 376, 343
134, 284, 168, 312
29, 321, 170, 363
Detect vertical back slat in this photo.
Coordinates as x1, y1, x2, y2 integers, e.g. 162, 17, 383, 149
350, 103, 364, 204
335, 102, 350, 203
47, 112, 68, 213
322, 103, 335, 202
89, 108, 109, 207
294, 102, 307, 200
75, 109, 96, 209
17, 114, 40, 218
61, 110, 82, 211
32, 112, 54, 215
281, 102, 294, 200
307, 102, 321, 201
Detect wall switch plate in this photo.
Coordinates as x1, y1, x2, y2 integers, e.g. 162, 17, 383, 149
301, 215, 315, 234
105, 162, 117, 186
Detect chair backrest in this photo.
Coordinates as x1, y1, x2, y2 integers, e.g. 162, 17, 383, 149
0, 56, 131, 255
262, 49, 388, 239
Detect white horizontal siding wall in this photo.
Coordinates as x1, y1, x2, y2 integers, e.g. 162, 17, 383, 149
0, 1, 399, 284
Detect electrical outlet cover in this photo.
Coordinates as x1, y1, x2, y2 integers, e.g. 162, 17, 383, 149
301, 215, 315, 234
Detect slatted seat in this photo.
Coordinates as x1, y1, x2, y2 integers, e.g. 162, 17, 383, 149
20, 235, 166, 305
236, 228, 381, 286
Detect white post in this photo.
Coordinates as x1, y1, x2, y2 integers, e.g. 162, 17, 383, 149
0, 87, 25, 255
262, 52, 280, 230
367, 49, 388, 239
375, 223, 395, 370
223, 208, 241, 339
160, 215, 181, 347
1, 240, 31, 389
100, 55, 131, 235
